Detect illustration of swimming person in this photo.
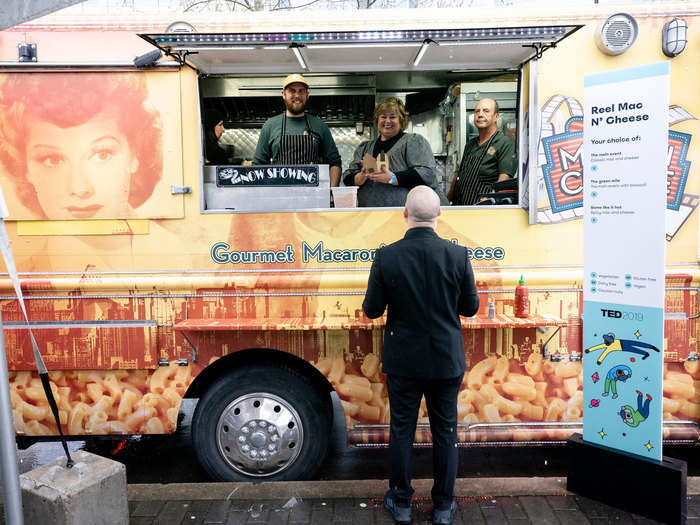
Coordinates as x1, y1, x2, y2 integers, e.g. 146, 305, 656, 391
584, 333, 660, 365
619, 390, 652, 428
602, 365, 631, 399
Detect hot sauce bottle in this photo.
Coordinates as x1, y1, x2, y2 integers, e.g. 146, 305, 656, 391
515, 274, 530, 318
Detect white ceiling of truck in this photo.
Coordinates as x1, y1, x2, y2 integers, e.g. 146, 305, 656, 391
139, 25, 581, 74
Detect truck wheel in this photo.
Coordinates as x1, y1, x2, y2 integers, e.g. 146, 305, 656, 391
192, 365, 331, 481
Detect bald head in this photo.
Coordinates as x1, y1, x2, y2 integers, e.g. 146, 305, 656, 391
404, 186, 441, 228
476, 97, 499, 113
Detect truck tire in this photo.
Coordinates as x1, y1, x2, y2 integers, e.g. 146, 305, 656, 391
191, 364, 331, 481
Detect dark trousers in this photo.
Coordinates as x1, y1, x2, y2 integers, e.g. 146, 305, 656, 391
637, 393, 651, 419
386, 373, 463, 510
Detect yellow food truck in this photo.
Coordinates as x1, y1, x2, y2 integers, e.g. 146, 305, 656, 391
0, 1, 697, 481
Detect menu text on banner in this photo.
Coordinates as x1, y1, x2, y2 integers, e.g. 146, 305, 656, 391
582, 62, 669, 461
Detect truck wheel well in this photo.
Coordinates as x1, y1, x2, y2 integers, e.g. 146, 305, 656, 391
183, 348, 334, 406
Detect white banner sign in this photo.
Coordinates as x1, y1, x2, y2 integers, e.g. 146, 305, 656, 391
583, 62, 669, 461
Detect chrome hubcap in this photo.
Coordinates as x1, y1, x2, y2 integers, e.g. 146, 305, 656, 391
216, 392, 303, 477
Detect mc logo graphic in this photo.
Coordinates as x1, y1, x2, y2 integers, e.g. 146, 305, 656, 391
666, 131, 692, 211
541, 118, 692, 214
541, 117, 584, 214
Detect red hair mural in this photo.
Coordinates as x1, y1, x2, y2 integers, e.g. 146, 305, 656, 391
0, 73, 163, 219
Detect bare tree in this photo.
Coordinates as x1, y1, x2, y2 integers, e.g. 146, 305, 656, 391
183, 0, 330, 10
60, 0, 555, 14
431, 0, 470, 7
183, 0, 243, 11
270, 0, 326, 10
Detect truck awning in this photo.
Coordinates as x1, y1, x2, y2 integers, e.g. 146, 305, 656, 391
139, 25, 580, 74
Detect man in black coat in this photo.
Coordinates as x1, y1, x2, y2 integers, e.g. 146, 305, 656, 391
363, 185, 479, 525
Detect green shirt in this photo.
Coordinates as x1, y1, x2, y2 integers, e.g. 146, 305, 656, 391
464, 130, 517, 182
253, 113, 342, 167
620, 405, 646, 427
452, 130, 517, 205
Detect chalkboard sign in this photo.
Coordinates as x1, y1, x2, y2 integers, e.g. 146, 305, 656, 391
217, 165, 319, 187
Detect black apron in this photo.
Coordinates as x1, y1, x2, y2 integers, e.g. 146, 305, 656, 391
272, 113, 321, 165
453, 131, 498, 206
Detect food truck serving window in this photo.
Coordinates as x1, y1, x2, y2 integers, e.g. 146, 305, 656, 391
140, 25, 580, 214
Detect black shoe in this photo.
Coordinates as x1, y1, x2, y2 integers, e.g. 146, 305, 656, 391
384, 490, 412, 524
433, 500, 458, 525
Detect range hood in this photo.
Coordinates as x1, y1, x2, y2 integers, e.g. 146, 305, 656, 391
200, 73, 375, 98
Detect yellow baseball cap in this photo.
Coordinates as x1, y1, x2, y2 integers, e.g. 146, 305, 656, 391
282, 73, 308, 89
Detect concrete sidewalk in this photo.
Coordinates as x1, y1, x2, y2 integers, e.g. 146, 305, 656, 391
128, 477, 700, 524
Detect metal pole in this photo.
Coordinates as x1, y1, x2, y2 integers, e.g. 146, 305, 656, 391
0, 309, 23, 525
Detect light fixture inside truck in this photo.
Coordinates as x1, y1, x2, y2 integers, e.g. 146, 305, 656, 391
289, 44, 308, 70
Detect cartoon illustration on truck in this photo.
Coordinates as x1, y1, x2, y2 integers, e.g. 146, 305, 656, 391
0, 3, 697, 483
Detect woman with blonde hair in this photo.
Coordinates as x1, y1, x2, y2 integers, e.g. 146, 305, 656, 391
343, 97, 447, 207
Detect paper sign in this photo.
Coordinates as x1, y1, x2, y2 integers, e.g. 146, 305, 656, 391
217, 165, 319, 187
583, 62, 669, 461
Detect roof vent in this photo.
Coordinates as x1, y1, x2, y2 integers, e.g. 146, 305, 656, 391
166, 21, 197, 33
595, 13, 638, 56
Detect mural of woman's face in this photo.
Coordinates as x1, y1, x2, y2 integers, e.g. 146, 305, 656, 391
24, 113, 139, 219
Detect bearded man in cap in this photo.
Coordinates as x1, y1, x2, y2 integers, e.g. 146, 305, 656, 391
253, 73, 342, 186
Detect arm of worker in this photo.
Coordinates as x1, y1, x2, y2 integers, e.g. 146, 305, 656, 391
342, 141, 370, 187
496, 135, 517, 182
393, 167, 427, 187
330, 166, 342, 187
396, 134, 435, 188
367, 165, 393, 184
367, 134, 435, 188
362, 249, 387, 319
458, 255, 479, 317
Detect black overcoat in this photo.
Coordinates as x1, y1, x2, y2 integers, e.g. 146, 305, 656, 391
362, 227, 479, 379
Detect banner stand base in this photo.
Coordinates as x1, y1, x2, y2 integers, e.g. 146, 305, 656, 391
567, 433, 686, 524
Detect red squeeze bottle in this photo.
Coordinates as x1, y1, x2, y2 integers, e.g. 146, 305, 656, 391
515, 274, 530, 318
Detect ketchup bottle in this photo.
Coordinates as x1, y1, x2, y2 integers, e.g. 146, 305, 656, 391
515, 274, 530, 318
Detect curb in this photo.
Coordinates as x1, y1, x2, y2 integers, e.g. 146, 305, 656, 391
128, 476, 700, 501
